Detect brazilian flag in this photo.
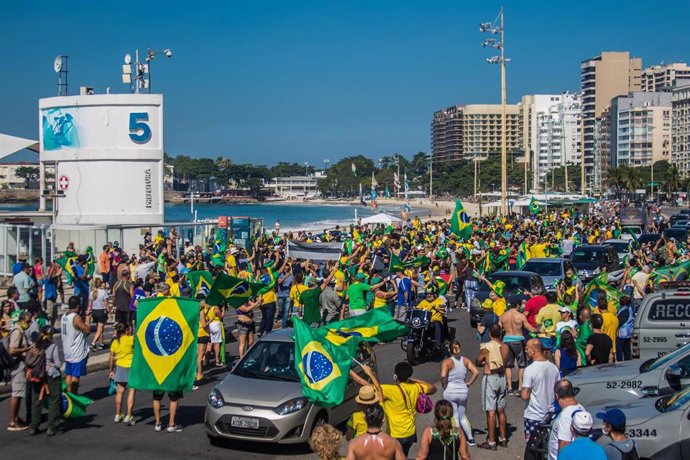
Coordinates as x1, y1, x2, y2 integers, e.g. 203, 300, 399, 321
129, 297, 200, 392
406, 256, 431, 268
450, 199, 472, 241
649, 260, 690, 289
318, 308, 409, 347
516, 242, 529, 269
583, 272, 622, 312
84, 246, 96, 277
56, 254, 78, 279
206, 272, 265, 307
61, 383, 93, 418
389, 253, 405, 272
187, 270, 213, 296
294, 317, 358, 407
529, 196, 541, 215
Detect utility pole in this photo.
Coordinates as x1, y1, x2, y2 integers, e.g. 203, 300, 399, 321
429, 154, 433, 200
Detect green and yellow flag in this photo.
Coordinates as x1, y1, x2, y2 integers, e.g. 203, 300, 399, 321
389, 253, 405, 272
130, 297, 200, 392
450, 199, 472, 241
649, 260, 690, 288
529, 197, 541, 215
61, 383, 93, 418
84, 246, 96, 277
583, 272, 622, 312
186, 270, 214, 296
56, 254, 78, 279
318, 308, 409, 347
206, 272, 265, 307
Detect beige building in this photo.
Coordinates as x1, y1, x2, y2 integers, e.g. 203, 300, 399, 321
642, 63, 690, 93
581, 51, 642, 191
0, 162, 39, 189
431, 104, 522, 163
672, 81, 690, 174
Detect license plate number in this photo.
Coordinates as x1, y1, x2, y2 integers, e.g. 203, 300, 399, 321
231, 416, 259, 429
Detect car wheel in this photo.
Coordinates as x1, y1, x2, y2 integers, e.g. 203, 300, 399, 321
406, 342, 422, 365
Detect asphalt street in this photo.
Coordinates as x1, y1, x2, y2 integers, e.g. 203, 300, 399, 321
0, 306, 526, 460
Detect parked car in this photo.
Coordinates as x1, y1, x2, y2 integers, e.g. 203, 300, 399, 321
589, 387, 690, 459
205, 328, 376, 445
637, 233, 662, 246
568, 343, 690, 407
664, 227, 689, 242
469, 270, 544, 328
632, 287, 690, 360
569, 245, 620, 281
520, 258, 576, 291
604, 239, 632, 264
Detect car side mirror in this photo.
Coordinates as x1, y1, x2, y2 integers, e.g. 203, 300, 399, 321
666, 364, 684, 383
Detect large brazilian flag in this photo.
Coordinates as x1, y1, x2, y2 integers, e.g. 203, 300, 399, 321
206, 272, 265, 307
318, 308, 409, 347
130, 297, 200, 392
450, 198, 473, 241
186, 270, 214, 296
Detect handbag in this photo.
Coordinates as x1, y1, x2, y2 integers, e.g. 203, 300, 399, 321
397, 383, 433, 414
108, 378, 117, 395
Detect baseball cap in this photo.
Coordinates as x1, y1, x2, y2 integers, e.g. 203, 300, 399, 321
356, 272, 366, 281
558, 305, 571, 313
596, 408, 626, 427
572, 410, 593, 432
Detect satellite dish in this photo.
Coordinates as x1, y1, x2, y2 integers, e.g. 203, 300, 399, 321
53, 55, 63, 73
124, 53, 132, 65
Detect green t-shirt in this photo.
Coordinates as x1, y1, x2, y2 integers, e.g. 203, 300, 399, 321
575, 320, 593, 366
301, 287, 322, 325
347, 282, 371, 311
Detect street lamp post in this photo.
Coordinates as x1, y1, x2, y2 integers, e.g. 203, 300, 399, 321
481, 7, 509, 216
145, 48, 172, 94
428, 154, 433, 200
324, 159, 330, 170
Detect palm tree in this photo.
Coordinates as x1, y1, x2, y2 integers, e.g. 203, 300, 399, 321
606, 167, 625, 199
621, 166, 643, 199
661, 164, 682, 195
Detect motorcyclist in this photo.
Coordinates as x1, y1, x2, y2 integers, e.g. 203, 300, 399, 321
416, 284, 446, 353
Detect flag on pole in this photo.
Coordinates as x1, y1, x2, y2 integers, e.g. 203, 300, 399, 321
130, 297, 200, 392
529, 197, 541, 215
207, 272, 265, 307
449, 199, 473, 241
186, 270, 214, 296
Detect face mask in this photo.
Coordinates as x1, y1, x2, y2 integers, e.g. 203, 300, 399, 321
19, 322, 29, 330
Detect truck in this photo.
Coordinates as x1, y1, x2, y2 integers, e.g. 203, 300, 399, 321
620, 206, 648, 234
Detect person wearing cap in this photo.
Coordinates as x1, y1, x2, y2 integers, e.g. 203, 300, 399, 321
344, 272, 384, 318
557, 410, 606, 460
597, 408, 638, 460
225, 246, 238, 276
416, 285, 446, 352
300, 266, 338, 327
12, 252, 27, 276
478, 274, 506, 317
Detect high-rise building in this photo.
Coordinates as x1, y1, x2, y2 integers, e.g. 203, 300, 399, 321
607, 92, 672, 168
431, 104, 522, 163
581, 51, 642, 191
642, 63, 690, 92
672, 80, 690, 174
521, 94, 581, 190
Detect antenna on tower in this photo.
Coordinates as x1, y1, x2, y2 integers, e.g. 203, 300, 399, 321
54, 55, 69, 96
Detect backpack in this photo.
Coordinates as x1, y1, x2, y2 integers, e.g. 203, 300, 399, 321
24, 345, 47, 383
0, 337, 15, 374
617, 304, 634, 339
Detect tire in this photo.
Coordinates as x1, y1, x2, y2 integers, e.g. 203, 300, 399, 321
406, 341, 422, 365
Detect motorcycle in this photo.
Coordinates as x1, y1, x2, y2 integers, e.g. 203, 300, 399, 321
400, 306, 455, 365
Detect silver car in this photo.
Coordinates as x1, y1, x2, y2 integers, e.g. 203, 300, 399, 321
204, 328, 376, 445
568, 343, 690, 407
520, 258, 575, 290
589, 386, 690, 459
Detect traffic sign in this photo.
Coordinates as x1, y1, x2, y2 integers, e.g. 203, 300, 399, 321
58, 175, 70, 191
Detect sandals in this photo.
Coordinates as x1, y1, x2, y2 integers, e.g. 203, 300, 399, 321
477, 441, 497, 450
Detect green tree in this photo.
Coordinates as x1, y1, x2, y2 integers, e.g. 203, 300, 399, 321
15, 166, 39, 188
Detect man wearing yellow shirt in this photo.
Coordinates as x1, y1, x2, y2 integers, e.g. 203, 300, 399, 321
477, 275, 507, 317
225, 247, 238, 276
416, 286, 447, 351
535, 291, 561, 350
289, 272, 309, 318
594, 296, 619, 354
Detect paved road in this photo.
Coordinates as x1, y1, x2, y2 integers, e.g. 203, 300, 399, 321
0, 307, 526, 459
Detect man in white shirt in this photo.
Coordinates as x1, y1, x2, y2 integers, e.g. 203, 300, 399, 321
12, 263, 34, 309
521, 339, 560, 443
630, 265, 650, 308
547, 379, 584, 460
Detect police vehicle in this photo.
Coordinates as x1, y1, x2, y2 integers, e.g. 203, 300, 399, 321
632, 286, 690, 360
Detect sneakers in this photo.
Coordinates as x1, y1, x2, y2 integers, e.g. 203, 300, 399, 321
123, 415, 136, 426
90, 343, 97, 351
166, 424, 183, 433
154, 424, 163, 432
6, 424, 29, 431
192, 385, 199, 391
114, 414, 125, 423
497, 438, 508, 448
467, 439, 477, 447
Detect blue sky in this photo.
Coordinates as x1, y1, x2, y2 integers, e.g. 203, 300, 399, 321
1, 1, 688, 166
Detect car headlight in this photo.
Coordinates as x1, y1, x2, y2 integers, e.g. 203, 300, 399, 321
274, 397, 307, 415
208, 387, 225, 409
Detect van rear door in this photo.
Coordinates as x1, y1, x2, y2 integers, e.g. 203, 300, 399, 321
639, 295, 690, 359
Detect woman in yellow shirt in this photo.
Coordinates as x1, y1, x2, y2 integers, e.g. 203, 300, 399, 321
373, 278, 398, 310
197, 300, 210, 380
290, 272, 308, 318
346, 385, 381, 440
109, 322, 136, 425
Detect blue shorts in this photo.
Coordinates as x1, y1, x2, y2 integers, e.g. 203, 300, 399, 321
65, 358, 88, 378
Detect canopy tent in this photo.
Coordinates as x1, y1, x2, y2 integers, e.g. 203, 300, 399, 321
360, 212, 402, 225
0, 134, 39, 160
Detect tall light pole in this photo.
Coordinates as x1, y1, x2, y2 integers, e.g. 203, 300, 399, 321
323, 159, 330, 170
481, 7, 509, 215
145, 48, 172, 94
428, 154, 433, 200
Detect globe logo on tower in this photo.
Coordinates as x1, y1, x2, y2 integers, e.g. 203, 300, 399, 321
145, 316, 183, 356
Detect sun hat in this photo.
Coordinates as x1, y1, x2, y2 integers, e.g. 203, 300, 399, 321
596, 408, 626, 427
229, 247, 239, 255
572, 410, 593, 432
355, 385, 378, 405
492, 280, 505, 297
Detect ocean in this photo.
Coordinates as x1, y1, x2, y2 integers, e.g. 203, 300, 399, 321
0, 202, 414, 231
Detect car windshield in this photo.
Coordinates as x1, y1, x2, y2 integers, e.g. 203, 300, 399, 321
657, 386, 690, 413
664, 229, 687, 240
641, 343, 690, 373
521, 261, 561, 277
606, 241, 630, 253
233, 341, 300, 382
570, 249, 605, 265
480, 275, 531, 293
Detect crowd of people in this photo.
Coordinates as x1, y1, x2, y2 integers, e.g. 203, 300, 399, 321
1, 202, 679, 459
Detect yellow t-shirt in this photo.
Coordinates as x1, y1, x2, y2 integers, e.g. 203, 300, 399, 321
381, 382, 428, 438
110, 335, 134, 368
373, 294, 388, 308
347, 411, 367, 438
334, 270, 346, 298
198, 306, 210, 338
535, 303, 561, 338
529, 244, 547, 259
600, 310, 619, 353
290, 284, 308, 307
492, 297, 507, 317
225, 255, 237, 275
416, 298, 444, 323
166, 279, 181, 297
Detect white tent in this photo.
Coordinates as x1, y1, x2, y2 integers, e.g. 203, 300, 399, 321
0, 134, 39, 160
360, 212, 402, 225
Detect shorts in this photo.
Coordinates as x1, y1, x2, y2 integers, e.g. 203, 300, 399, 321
10, 366, 26, 398
481, 374, 507, 412
237, 321, 255, 336
115, 310, 132, 324
198, 336, 210, 345
114, 366, 130, 384
65, 358, 88, 378
92, 309, 108, 324
153, 390, 183, 402
505, 340, 527, 368
209, 321, 223, 343
524, 417, 542, 441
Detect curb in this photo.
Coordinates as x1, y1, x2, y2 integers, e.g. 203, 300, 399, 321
0, 353, 111, 396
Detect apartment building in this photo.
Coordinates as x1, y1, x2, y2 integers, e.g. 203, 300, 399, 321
672, 81, 690, 174
642, 63, 690, 92
431, 104, 522, 163
581, 51, 642, 191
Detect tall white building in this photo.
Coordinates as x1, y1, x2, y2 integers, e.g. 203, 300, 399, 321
642, 63, 690, 92
672, 81, 690, 173
523, 94, 582, 190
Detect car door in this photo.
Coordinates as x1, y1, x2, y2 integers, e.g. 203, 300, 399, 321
658, 353, 690, 395
681, 405, 690, 460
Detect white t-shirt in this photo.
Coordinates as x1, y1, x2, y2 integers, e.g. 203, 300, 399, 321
92, 289, 109, 310
548, 403, 584, 460
522, 360, 560, 421
556, 320, 578, 334
631, 271, 649, 299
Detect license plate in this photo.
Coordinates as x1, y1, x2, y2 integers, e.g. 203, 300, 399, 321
231, 416, 259, 429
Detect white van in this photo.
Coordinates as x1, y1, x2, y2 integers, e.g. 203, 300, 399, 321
632, 288, 690, 360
